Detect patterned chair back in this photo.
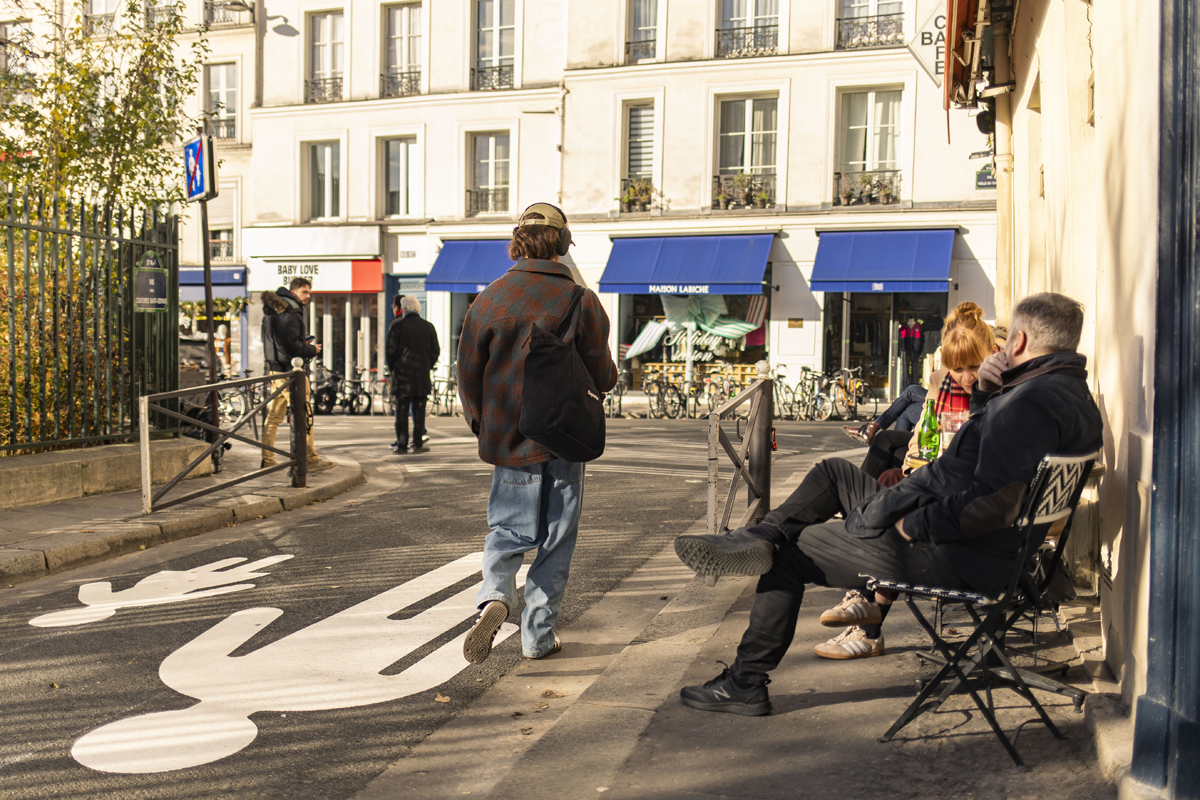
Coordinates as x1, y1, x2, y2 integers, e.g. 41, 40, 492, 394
1018, 452, 1099, 527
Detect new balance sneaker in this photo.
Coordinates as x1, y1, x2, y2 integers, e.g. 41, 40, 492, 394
524, 634, 562, 660
679, 663, 771, 716
818, 589, 883, 627
674, 528, 775, 577
463, 600, 509, 664
814, 626, 886, 660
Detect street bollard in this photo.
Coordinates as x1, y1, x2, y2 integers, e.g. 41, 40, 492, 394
289, 364, 308, 488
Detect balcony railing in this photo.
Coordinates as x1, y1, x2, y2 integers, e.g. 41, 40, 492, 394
204, 0, 252, 26
715, 25, 778, 58
210, 117, 236, 140
625, 36, 656, 62
471, 65, 514, 91
145, 5, 175, 26
380, 70, 421, 98
209, 240, 234, 261
466, 188, 509, 216
618, 177, 657, 212
712, 173, 777, 210
84, 13, 114, 35
835, 14, 905, 50
305, 76, 342, 104
833, 169, 902, 206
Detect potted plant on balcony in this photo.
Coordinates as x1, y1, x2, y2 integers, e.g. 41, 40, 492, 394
879, 180, 894, 204
858, 173, 877, 203
733, 173, 754, 207
838, 175, 854, 206
754, 190, 770, 209
716, 188, 730, 210
634, 178, 653, 212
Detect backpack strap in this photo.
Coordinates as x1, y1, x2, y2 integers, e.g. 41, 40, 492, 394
553, 285, 586, 340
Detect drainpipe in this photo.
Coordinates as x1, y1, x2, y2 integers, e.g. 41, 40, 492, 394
992, 21, 1014, 323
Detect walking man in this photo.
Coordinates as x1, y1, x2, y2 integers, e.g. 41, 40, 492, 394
260, 277, 335, 472
385, 294, 440, 454
457, 202, 618, 662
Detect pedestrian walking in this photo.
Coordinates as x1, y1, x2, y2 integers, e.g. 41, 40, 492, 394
260, 277, 335, 472
457, 202, 618, 662
385, 294, 440, 454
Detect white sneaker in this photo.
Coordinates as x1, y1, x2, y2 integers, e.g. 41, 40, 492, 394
818, 589, 882, 627
814, 626, 886, 660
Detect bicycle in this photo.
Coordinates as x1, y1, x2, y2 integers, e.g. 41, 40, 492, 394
605, 368, 630, 418
793, 367, 832, 421
705, 363, 742, 414
643, 368, 684, 419
851, 373, 880, 420
429, 376, 458, 416
768, 364, 796, 420
312, 364, 371, 415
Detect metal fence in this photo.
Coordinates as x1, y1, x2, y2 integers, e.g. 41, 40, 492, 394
708, 362, 774, 536
1, 188, 179, 453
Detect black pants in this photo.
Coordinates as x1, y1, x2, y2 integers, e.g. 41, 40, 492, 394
735, 458, 967, 684
394, 395, 427, 449
861, 429, 910, 478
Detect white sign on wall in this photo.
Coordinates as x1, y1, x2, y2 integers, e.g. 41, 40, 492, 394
908, 6, 946, 88
248, 259, 354, 292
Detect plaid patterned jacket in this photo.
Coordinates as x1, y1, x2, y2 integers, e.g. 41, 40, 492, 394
457, 259, 618, 467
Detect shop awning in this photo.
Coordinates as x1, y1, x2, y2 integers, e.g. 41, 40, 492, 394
810, 230, 956, 293
180, 267, 246, 301
598, 234, 774, 295
424, 240, 513, 293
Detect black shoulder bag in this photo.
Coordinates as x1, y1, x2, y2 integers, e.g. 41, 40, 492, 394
518, 285, 606, 463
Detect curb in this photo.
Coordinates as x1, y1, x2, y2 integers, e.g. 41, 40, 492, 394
0, 462, 366, 587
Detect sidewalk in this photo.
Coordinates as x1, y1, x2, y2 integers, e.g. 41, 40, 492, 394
357, 447, 1117, 800
0, 443, 364, 587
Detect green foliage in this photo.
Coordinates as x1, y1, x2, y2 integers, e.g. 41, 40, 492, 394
0, 0, 209, 207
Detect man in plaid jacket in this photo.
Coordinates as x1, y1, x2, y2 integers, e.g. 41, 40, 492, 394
458, 203, 618, 663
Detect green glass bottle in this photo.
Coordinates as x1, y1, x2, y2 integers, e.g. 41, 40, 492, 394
917, 399, 940, 460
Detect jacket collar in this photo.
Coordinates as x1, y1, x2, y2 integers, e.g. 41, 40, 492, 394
997, 351, 1088, 393
510, 259, 575, 281
275, 287, 302, 310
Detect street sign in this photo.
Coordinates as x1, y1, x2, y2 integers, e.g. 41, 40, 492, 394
134, 251, 169, 313
976, 163, 997, 189
184, 134, 218, 202
908, 6, 946, 88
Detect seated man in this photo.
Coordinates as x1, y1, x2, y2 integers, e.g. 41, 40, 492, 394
673, 294, 1102, 715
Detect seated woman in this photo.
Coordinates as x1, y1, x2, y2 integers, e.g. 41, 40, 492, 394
814, 302, 998, 660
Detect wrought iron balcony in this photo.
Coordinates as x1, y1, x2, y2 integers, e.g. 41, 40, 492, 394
618, 177, 657, 213
835, 14, 905, 50
471, 65, 514, 91
210, 117, 236, 140
625, 36, 656, 62
712, 173, 777, 210
833, 169, 902, 206
84, 13, 114, 35
204, 0, 252, 26
380, 70, 421, 98
145, 5, 175, 26
209, 239, 234, 261
466, 188, 509, 216
715, 25, 778, 59
305, 77, 343, 104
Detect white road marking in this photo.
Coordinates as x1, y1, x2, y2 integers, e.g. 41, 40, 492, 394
71, 552, 525, 774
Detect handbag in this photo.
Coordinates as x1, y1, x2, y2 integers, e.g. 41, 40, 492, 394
518, 285, 606, 463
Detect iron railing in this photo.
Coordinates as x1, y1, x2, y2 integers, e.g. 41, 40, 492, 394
466, 188, 509, 216
145, 5, 175, 26
715, 25, 778, 58
626, 36, 656, 62
84, 13, 114, 35
1, 188, 180, 453
836, 14, 905, 50
471, 65, 514, 91
707, 361, 773, 537
618, 177, 656, 212
209, 239, 234, 261
380, 70, 421, 98
833, 169, 902, 206
305, 76, 343, 104
712, 173, 777, 210
204, 0, 252, 26
210, 117, 236, 140
139, 369, 308, 513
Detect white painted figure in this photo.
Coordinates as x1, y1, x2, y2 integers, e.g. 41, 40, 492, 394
72, 552, 524, 774
29, 556, 295, 628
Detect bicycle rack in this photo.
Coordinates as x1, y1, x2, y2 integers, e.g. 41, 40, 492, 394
707, 361, 774, 537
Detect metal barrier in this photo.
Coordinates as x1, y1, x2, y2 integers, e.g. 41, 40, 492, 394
708, 361, 774, 536
138, 369, 309, 514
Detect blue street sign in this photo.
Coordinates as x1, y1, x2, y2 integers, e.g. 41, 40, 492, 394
184, 135, 218, 202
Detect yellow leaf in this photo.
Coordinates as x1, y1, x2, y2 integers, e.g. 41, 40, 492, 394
434, 692, 451, 703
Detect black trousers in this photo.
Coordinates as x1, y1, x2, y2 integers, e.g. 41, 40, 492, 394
861, 429, 910, 478
394, 395, 428, 448
735, 458, 967, 684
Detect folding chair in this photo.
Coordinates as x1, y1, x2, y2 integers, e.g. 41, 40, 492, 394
866, 452, 1098, 769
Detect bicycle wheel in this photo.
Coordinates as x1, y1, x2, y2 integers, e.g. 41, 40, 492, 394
775, 383, 796, 420
856, 381, 879, 420
663, 385, 685, 419
811, 391, 833, 421
831, 383, 853, 421
313, 386, 337, 415
217, 389, 247, 421
348, 390, 371, 415
384, 392, 396, 416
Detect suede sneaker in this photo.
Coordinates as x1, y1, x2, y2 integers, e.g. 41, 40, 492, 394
674, 528, 775, 577
307, 457, 337, 473
679, 663, 771, 716
814, 626, 886, 660
463, 600, 509, 664
819, 589, 883, 627
524, 634, 562, 660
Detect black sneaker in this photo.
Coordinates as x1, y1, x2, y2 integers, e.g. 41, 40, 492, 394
680, 663, 771, 716
674, 528, 775, 577
463, 600, 509, 664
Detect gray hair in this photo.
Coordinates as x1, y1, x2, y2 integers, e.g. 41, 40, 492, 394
1010, 292, 1085, 353
399, 295, 421, 314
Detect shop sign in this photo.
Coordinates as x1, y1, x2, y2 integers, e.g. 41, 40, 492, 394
976, 163, 997, 189
872, 282, 885, 291
787, 318, 804, 328
908, 5, 946, 88
249, 259, 382, 293
650, 284, 710, 294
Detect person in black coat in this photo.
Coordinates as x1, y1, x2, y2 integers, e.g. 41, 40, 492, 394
386, 294, 440, 454
672, 292, 1103, 716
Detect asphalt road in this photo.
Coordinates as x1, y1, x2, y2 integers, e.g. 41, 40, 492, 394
0, 413, 850, 799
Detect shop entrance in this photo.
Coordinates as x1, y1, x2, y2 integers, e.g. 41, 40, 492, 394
823, 291, 947, 398
310, 293, 380, 379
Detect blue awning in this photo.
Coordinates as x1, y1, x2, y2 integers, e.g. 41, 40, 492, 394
598, 234, 774, 295
810, 230, 956, 293
425, 240, 514, 293
180, 267, 245, 285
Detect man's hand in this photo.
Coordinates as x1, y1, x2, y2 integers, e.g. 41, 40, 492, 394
315, 343, 323, 354
977, 350, 1009, 394
896, 518, 914, 542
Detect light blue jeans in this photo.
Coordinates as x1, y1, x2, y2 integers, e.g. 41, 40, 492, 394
475, 458, 585, 658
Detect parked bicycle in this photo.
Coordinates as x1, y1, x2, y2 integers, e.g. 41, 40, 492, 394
605, 368, 630, 418
793, 366, 832, 421
429, 376, 459, 416
705, 363, 742, 414
312, 364, 372, 415
643, 367, 684, 419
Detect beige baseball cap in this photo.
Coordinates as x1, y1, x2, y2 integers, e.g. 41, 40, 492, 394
517, 202, 568, 230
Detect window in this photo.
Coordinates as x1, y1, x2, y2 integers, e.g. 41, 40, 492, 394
209, 229, 234, 261
620, 104, 655, 212
713, 97, 777, 208
205, 0, 252, 26
836, 0, 904, 49
85, 0, 117, 35
473, 0, 514, 90
309, 142, 341, 219
382, 3, 421, 97
384, 137, 416, 216
835, 89, 901, 205
307, 12, 344, 103
468, 133, 509, 215
145, 1, 175, 26
626, 0, 656, 62
205, 64, 236, 140
716, 0, 778, 57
